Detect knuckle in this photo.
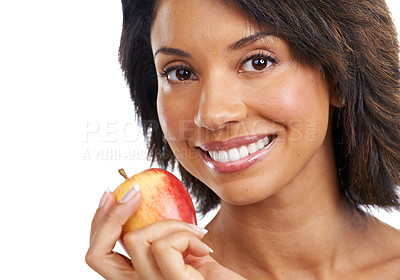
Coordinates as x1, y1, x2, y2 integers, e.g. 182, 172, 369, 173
85, 249, 97, 268
85, 249, 106, 275
122, 229, 147, 250
151, 239, 169, 254
101, 210, 124, 229
102, 210, 116, 223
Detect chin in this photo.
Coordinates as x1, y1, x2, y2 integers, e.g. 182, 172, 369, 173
213, 181, 276, 207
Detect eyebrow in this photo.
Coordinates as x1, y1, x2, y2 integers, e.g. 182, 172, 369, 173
154, 31, 276, 58
154, 47, 192, 58
228, 31, 276, 50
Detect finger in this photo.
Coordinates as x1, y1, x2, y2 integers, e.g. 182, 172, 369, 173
190, 255, 247, 280
123, 220, 207, 247
90, 188, 116, 242
123, 220, 207, 280
86, 185, 142, 279
151, 231, 212, 280
90, 185, 141, 254
86, 251, 137, 280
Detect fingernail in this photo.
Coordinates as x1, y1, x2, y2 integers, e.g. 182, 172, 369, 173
204, 243, 214, 254
189, 224, 208, 235
98, 188, 110, 208
119, 183, 140, 203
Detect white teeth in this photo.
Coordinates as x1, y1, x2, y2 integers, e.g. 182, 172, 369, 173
248, 143, 258, 154
239, 146, 249, 158
219, 151, 229, 162
208, 136, 273, 163
256, 139, 265, 150
228, 148, 241, 161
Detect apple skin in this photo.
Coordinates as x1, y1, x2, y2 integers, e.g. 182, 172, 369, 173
113, 168, 197, 237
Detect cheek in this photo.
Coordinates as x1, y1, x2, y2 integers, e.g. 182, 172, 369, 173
157, 91, 195, 144
157, 94, 176, 141
247, 69, 331, 147
258, 71, 330, 124
157, 91, 205, 173
277, 74, 331, 143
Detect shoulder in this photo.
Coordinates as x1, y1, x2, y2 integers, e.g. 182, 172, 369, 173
360, 217, 400, 279
373, 217, 400, 254
360, 256, 400, 280
380, 223, 400, 276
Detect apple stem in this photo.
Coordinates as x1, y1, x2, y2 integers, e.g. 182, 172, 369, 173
118, 168, 128, 180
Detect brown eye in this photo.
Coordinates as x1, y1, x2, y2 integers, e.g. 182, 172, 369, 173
252, 58, 267, 70
175, 69, 192, 81
165, 67, 196, 81
240, 54, 274, 73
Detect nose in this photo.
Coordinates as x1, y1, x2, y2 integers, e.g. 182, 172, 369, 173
194, 74, 247, 130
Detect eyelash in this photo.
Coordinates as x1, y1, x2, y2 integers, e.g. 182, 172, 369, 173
159, 64, 194, 78
159, 51, 277, 81
240, 52, 277, 71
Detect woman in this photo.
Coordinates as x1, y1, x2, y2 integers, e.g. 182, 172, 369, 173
86, 0, 400, 278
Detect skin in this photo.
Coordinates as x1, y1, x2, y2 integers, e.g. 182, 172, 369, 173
86, 0, 400, 279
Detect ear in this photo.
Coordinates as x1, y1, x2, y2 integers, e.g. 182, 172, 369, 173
329, 82, 344, 108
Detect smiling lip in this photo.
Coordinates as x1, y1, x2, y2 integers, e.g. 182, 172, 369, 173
198, 134, 277, 173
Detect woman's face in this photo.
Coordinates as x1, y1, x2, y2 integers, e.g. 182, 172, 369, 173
151, 0, 338, 205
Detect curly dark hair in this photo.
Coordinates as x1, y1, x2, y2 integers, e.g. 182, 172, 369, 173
119, 0, 400, 215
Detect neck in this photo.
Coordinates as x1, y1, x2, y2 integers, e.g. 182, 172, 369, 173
205, 158, 367, 279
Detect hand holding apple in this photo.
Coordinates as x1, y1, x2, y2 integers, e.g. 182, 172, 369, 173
113, 168, 197, 237
87, 168, 246, 280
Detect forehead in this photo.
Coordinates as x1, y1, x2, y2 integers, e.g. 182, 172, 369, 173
150, 0, 258, 49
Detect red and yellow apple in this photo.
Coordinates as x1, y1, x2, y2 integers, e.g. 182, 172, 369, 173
113, 168, 197, 237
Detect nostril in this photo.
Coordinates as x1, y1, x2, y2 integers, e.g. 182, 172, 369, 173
194, 103, 247, 130
194, 114, 227, 130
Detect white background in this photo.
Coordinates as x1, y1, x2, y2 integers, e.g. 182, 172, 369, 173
0, 1, 399, 279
